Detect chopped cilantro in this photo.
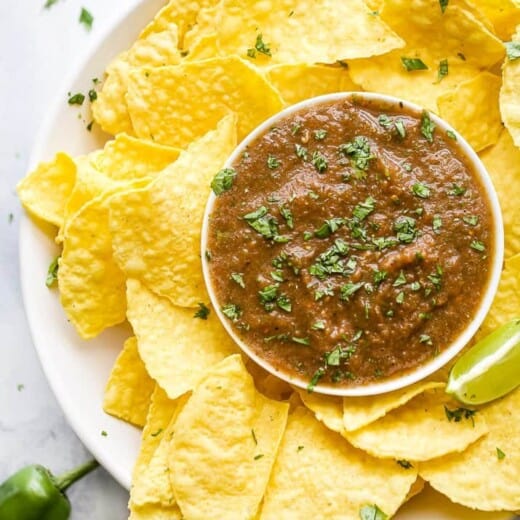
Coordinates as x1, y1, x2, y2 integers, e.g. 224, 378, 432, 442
312, 320, 326, 331
17, 384, 24, 392
314, 129, 327, 140
308, 190, 319, 200
432, 214, 442, 233
230, 272, 245, 288
88, 89, 97, 102
378, 114, 392, 129
297, 445, 304, 452
401, 57, 428, 71
496, 447, 506, 460
68, 93, 85, 106
295, 143, 308, 160
264, 333, 289, 343
411, 281, 421, 291
311, 151, 328, 173
44, 0, 60, 8
79, 7, 94, 30
439, 0, 449, 12
396, 459, 413, 469
221, 303, 241, 322
258, 284, 279, 311
251, 429, 258, 444
353, 196, 376, 221
373, 269, 387, 285
254, 454, 264, 460
419, 334, 432, 345
395, 119, 406, 138
463, 215, 479, 226
307, 367, 325, 392
46, 256, 60, 287
325, 345, 355, 366
303, 231, 313, 240
393, 270, 407, 287
267, 154, 281, 169
194, 303, 210, 320
394, 215, 417, 243
372, 236, 399, 250
247, 33, 272, 58
243, 206, 279, 239
211, 168, 236, 195
314, 217, 345, 238
339, 136, 374, 171
421, 111, 436, 142
309, 239, 350, 279
428, 265, 443, 290
292, 336, 310, 346
396, 291, 405, 304
448, 183, 466, 196
340, 282, 364, 301
444, 405, 476, 426
359, 504, 388, 520
151, 428, 163, 437
270, 270, 284, 282
505, 41, 520, 61
412, 182, 431, 199
470, 240, 486, 252
314, 285, 334, 301
280, 205, 294, 229
446, 129, 457, 140
101, 430, 108, 437
277, 294, 292, 313
438, 59, 449, 81
291, 122, 302, 135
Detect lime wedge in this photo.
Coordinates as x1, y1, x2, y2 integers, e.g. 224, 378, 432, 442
446, 319, 520, 405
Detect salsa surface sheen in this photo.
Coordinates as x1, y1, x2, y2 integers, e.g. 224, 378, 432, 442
207, 97, 493, 390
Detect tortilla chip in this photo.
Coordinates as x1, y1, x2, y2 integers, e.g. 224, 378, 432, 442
58, 191, 128, 339
297, 390, 344, 434
182, 5, 219, 52
92, 12, 182, 136
131, 393, 190, 508
261, 407, 417, 519
169, 355, 289, 519
109, 115, 237, 307
420, 388, 520, 511
17, 152, 76, 228
437, 72, 502, 152
470, 0, 520, 40
126, 279, 237, 399
349, 3, 504, 111
129, 504, 182, 520
480, 130, 520, 258
500, 27, 520, 147
342, 381, 446, 432
344, 387, 488, 461
184, 32, 219, 61
103, 336, 155, 428
266, 64, 360, 106
476, 254, 520, 338
126, 57, 282, 148
214, 0, 404, 65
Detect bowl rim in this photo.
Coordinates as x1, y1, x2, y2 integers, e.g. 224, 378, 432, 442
201, 91, 505, 397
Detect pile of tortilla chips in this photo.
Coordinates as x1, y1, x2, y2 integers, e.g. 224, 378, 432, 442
17, 0, 520, 518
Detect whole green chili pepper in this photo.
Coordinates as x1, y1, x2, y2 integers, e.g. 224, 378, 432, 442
0, 459, 98, 520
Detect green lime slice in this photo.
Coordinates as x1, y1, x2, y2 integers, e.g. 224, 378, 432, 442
446, 318, 520, 405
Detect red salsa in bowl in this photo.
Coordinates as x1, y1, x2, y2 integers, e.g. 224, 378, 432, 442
203, 93, 503, 395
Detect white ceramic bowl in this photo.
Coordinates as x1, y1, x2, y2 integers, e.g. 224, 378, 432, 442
202, 92, 504, 397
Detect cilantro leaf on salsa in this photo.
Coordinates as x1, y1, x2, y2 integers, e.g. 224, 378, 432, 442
353, 197, 376, 221
211, 168, 237, 195
339, 136, 374, 171
231, 272, 245, 288
420, 111, 436, 142
311, 151, 328, 173
307, 367, 325, 392
401, 57, 428, 71
412, 182, 431, 198
221, 303, 241, 322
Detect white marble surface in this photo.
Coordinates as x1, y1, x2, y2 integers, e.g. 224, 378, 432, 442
0, 1, 140, 517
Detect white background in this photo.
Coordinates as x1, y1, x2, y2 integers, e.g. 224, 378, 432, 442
0, 1, 139, 517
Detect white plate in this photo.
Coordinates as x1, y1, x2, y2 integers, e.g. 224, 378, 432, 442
19, 1, 515, 518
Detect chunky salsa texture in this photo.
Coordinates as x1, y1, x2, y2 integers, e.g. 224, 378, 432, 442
207, 97, 493, 390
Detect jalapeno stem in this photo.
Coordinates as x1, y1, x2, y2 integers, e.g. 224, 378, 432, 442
54, 460, 99, 492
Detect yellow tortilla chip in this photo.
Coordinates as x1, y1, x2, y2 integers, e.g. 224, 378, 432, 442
109, 115, 237, 307
17, 152, 76, 228
126, 279, 237, 399
420, 388, 520, 511
58, 191, 128, 339
438, 72, 502, 152
169, 355, 289, 519
342, 381, 446, 432
214, 0, 404, 64
480, 130, 520, 258
349, 2, 504, 111
92, 13, 182, 136
131, 393, 190, 508
103, 336, 155, 428
126, 57, 282, 148
500, 27, 520, 147
261, 407, 418, 519
296, 390, 344, 434
266, 64, 360, 106
182, 5, 219, 52
344, 387, 488, 461
476, 254, 520, 338
129, 504, 182, 520
470, 0, 520, 40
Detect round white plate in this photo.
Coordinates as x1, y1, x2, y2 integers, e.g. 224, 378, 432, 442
19, 1, 515, 518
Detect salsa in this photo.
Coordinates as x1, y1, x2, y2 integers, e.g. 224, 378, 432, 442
206, 96, 494, 390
